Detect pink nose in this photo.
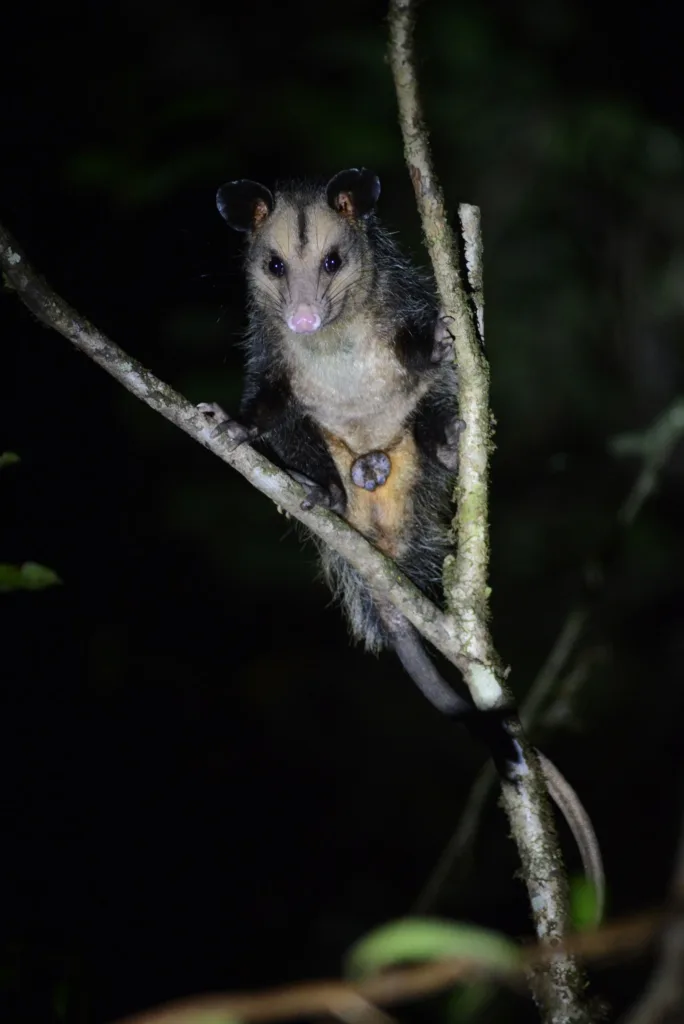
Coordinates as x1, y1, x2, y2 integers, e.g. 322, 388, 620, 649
287, 305, 321, 334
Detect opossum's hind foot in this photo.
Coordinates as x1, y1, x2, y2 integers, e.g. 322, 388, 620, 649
436, 415, 466, 471
288, 470, 346, 514
351, 451, 391, 491
431, 310, 456, 363
197, 402, 258, 447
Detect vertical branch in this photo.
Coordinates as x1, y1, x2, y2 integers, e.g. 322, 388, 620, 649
387, 0, 498, 688
459, 202, 485, 345
387, 3, 595, 1022
417, 393, 684, 916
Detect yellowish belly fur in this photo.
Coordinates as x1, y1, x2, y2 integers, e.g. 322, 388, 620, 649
322, 429, 418, 560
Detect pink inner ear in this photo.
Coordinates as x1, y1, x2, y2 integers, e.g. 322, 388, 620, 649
335, 191, 354, 217
253, 198, 270, 227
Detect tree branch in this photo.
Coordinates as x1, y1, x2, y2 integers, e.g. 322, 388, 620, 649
412, 607, 588, 914
0, 220, 467, 673
109, 910, 664, 1024
611, 398, 684, 527
415, 392, 684, 915
3, 7, 601, 1015
388, 1, 495, 681
388, 2, 594, 1020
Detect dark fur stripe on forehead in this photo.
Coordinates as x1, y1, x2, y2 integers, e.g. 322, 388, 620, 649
297, 209, 308, 251
247, 184, 373, 268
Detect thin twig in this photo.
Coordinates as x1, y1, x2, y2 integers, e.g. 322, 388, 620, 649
612, 398, 684, 526
414, 608, 588, 914
620, 806, 684, 1024
412, 758, 495, 915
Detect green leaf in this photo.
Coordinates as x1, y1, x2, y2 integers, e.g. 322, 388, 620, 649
344, 917, 521, 980
570, 875, 603, 930
0, 452, 20, 469
0, 562, 62, 593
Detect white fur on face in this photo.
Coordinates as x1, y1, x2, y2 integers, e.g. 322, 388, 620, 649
249, 200, 371, 334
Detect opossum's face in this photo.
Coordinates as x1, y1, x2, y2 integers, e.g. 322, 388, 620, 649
248, 200, 374, 334
217, 169, 381, 336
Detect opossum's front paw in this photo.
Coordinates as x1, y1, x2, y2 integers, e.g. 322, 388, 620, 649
435, 415, 466, 471
431, 311, 455, 363
351, 451, 392, 491
197, 402, 257, 446
288, 471, 346, 514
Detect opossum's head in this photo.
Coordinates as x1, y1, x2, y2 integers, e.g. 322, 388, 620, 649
217, 168, 381, 335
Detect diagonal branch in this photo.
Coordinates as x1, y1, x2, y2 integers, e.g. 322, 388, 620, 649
109, 909, 664, 1024
0, 220, 465, 672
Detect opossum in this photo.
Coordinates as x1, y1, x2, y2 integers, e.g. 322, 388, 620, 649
204, 167, 604, 917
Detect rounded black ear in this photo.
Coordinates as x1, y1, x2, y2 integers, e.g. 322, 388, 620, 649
216, 180, 274, 232
326, 168, 381, 220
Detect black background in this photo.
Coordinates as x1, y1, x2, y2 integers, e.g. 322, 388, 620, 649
2, 1, 684, 1021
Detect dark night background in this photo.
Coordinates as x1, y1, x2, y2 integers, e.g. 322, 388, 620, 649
2, 0, 684, 1021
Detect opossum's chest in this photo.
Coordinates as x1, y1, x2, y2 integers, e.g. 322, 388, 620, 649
286, 339, 421, 453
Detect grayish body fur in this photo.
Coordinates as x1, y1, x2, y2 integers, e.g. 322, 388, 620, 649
219, 170, 459, 652
211, 168, 604, 920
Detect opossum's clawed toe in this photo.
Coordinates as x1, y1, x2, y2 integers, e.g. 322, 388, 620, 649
197, 403, 257, 447
432, 311, 456, 363
436, 444, 458, 472
197, 401, 228, 421
214, 419, 258, 446
436, 415, 466, 471
444, 415, 466, 445
351, 451, 392, 491
289, 471, 346, 514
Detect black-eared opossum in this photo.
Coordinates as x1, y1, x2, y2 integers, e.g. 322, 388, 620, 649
206, 167, 604, 916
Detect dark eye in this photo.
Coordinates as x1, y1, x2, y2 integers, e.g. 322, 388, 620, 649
323, 250, 342, 274
267, 255, 285, 277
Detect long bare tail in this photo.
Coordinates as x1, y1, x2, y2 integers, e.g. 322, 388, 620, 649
379, 602, 605, 922
538, 751, 605, 924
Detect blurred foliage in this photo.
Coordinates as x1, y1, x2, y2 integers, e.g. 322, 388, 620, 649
344, 917, 519, 1024
570, 875, 603, 932
0, 455, 61, 592
345, 917, 521, 977
0, 561, 62, 593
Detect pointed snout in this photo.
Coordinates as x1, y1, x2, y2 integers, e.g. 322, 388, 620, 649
287, 304, 322, 334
